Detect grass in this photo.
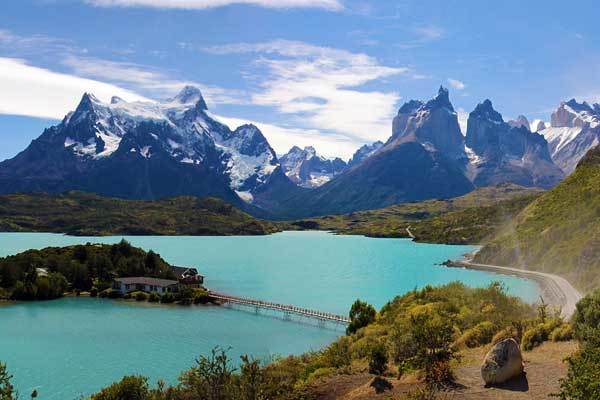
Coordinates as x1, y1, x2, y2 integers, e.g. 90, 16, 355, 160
475, 147, 600, 292
284, 184, 542, 244
0, 192, 279, 236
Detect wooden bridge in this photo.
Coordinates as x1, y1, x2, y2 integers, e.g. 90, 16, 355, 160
209, 292, 350, 325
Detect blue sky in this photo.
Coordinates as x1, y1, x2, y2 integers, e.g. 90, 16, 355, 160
1, 0, 599, 160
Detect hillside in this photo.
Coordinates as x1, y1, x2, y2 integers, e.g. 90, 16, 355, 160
475, 146, 600, 292
287, 184, 542, 244
0, 192, 279, 236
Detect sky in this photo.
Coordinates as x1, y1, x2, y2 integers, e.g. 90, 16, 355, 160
1, 0, 600, 161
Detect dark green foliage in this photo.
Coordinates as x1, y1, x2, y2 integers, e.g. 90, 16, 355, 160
404, 306, 457, 384
346, 299, 376, 335
90, 376, 150, 400
555, 347, 600, 400
555, 289, 600, 399
0, 241, 175, 300
0, 362, 15, 400
0, 192, 278, 236
368, 344, 387, 375
148, 292, 160, 303
160, 293, 175, 304
179, 347, 237, 400
573, 288, 600, 345
134, 291, 148, 302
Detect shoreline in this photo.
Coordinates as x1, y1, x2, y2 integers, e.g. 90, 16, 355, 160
445, 253, 582, 318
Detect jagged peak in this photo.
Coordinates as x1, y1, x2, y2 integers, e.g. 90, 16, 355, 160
171, 85, 207, 110
286, 145, 303, 154
424, 86, 453, 111
471, 99, 503, 123
508, 115, 530, 130
398, 99, 424, 114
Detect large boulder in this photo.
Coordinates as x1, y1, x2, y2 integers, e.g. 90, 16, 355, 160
480, 338, 524, 385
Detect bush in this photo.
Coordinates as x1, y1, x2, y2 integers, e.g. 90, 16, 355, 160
192, 288, 211, 304
555, 346, 600, 400
491, 325, 519, 345
90, 375, 149, 400
346, 299, 376, 335
456, 321, 496, 348
573, 289, 600, 345
368, 344, 387, 375
160, 293, 175, 304
99, 289, 122, 299
134, 291, 148, 302
148, 292, 160, 303
90, 287, 98, 297
551, 324, 574, 342
521, 319, 562, 351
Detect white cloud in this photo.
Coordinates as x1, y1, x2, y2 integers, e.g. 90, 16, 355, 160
85, 0, 343, 11
214, 115, 360, 159
413, 25, 445, 41
205, 39, 407, 143
0, 57, 149, 119
61, 55, 248, 106
447, 78, 465, 90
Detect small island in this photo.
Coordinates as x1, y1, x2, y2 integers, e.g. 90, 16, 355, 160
0, 240, 212, 305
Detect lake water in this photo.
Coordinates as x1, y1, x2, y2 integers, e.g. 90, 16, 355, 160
0, 231, 540, 399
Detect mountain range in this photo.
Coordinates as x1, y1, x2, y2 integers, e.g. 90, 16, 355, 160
0, 85, 593, 219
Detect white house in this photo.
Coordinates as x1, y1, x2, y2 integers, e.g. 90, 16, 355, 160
113, 277, 180, 295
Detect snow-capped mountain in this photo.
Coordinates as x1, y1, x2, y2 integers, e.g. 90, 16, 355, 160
272, 88, 476, 218
539, 99, 600, 174
347, 141, 384, 168
0, 86, 295, 211
465, 100, 563, 188
279, 146, 346, 188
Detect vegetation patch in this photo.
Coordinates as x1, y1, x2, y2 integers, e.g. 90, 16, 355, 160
0, 192, 279, 236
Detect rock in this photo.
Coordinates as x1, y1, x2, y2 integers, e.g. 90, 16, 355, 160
481, 338, 524, 385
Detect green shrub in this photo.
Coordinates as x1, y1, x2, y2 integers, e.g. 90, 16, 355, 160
320, 336, 352, 369
368, 344, 387, 375
551, 324, 574, 342
521, 319, 562, 351
573, 288, 600, 345
160, 293, 175, 304
555, 346, 600, 400
491, 326, 519, 344
123, 292, 132, 299
346, 299, 376, 335
148, 292, 160, 303
90, 287, 98, 297
90, 375, 149, 400
134, 292, 148, 302
306, 367, 335, 384
192, 288, 211, 304
456, 321, 496, 348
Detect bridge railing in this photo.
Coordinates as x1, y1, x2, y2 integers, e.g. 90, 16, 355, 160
209, 292, 349, 324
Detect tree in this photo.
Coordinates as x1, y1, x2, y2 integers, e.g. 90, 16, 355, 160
179, 347, 236, 400
368, 344, 388, 376
556, 346, 600, 400
0, 362, 15, 400
406, 306, 458, 384
573, 288, 600, 346
90, 375, 150, 400
239, 355, 266, 400
346, 299, 376, 335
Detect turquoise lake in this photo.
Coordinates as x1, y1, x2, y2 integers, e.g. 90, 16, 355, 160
0, 231, 540, 399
